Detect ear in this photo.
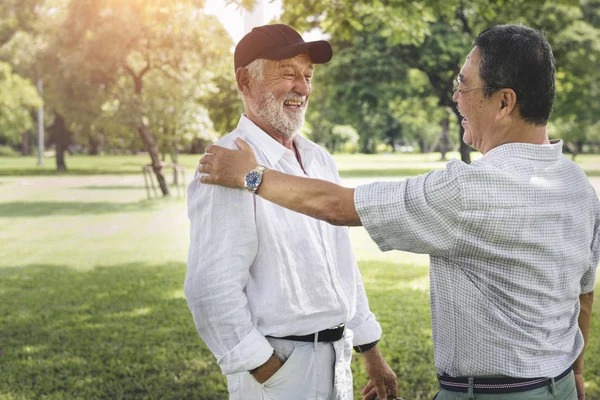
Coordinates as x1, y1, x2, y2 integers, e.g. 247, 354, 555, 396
499, 89, 517, 116
236, 67, 251, 95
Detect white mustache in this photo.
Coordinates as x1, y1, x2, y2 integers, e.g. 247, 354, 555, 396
283, 94, 307, 103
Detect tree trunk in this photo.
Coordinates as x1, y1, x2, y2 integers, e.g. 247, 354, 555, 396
127, 65, 169, 196
451, 107, 471, 164
56, 141, 67, 171
418, 138, 428, 154
439, 117, 449, 161
568, 141, 584, 161
88, 135, 101, 155
171, 144, 179, 185
21, 131, 30, 156
51, 113, 69, 171
359, 134, 376, 154
138, 124, 169, 196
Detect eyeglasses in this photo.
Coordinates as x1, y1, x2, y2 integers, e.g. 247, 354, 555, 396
453, 78, 494, 94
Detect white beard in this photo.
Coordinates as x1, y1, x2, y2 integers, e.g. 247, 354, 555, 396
248, 86, 306, 138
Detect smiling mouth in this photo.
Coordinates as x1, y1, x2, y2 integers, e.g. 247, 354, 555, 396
457, 108, 467, 123
283, 99, 305, 110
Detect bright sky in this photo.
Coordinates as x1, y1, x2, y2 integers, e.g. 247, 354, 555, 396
204, 0, 283, 44
204, 0, 324, 46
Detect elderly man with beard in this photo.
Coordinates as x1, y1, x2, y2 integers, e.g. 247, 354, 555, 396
184, 24, 398, 400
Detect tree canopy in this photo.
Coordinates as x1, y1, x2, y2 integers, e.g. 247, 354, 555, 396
0, 0, 598, 172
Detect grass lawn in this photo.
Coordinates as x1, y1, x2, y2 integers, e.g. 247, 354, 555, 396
1, 155, 600, 399
3, 151, 600, 178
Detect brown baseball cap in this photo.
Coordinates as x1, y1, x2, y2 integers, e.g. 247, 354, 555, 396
234, 24, 333, 71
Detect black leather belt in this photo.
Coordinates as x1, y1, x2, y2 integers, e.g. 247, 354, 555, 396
269, 324, 345, 343
438, 367, 572, 394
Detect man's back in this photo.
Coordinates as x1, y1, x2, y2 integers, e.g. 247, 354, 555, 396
356, 141, 599, 377
436, 142, 598, 377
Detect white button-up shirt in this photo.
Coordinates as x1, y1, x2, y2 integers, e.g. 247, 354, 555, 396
355, 140, 600, 378
185, 116, 381, 375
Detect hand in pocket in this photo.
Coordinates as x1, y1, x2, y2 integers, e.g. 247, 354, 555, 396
251, 353, 284, 384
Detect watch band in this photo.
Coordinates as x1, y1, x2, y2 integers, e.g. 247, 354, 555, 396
353, 339, 379, 353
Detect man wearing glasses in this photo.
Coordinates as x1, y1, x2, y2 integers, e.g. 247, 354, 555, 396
198, 24, 598, 399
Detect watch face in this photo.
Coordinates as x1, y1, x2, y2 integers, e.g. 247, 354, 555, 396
245, 171, 260, 188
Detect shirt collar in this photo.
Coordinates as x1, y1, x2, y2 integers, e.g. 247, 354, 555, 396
237, 115, 287, 167
237, 115, 317, 168
481, 140, 564, 162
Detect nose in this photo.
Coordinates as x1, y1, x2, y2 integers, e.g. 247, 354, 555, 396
294, 76, 310, 97
452, 89, 459, 103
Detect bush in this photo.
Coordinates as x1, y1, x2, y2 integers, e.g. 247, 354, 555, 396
0, 145, 19, 157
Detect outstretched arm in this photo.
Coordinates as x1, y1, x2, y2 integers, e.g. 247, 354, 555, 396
199, 138, 361, 226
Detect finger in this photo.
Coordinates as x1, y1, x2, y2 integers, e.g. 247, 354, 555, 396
199, 153, 215, 165
375, 383, 387, 400
361, 387, 377, 400
362, 381, 374, 395
200, 174, 214, 184
386, 377, 399, 397
205, 144, 224, 154
235, 138, 252, 152
197, 164, 212, 175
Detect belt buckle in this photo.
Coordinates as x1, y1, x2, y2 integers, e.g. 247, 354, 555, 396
325, 323, 345, 342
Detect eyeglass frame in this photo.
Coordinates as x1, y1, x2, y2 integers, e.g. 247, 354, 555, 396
453, 77, 496, 94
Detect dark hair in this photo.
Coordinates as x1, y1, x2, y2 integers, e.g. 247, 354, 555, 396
473, 25, 555, 126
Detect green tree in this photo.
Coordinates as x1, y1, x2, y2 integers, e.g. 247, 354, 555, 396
0, 0, 46, 46
540, 1, 600, 159
280, 0, 595, 162
0, 0, 75, 166
0, 61, 41, 149
200, 69, 243, 137
43, 0, 232, 195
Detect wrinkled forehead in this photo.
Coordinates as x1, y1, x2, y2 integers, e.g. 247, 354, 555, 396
264, 53, 314, 73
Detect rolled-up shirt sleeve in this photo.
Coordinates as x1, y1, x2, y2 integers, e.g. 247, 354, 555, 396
354, 161, 464, 257
582, 210, 600, 294
184, 174, 273, 375
346, 268, 382, 346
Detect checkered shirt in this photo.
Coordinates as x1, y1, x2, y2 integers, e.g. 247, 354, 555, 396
355, 140, 600, 378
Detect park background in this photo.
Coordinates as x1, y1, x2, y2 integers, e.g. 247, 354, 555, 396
1, 0, 599, 399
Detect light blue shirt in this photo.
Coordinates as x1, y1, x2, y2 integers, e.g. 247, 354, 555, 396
355, 140, 600, 378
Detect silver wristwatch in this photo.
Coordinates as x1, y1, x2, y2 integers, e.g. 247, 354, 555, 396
244, 165, 266, 194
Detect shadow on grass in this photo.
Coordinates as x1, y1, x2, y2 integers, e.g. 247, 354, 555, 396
582, 170, 600, 177
0, 169, 141, 176
358, 260, 429, 287
338, 168, 600, 179
1, 262, 597, 400
0, 262, 227, 400
0, 201, 160, 217
74, 185, 150, 190
338, 168, 435, 178
4, 166, 600, 179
